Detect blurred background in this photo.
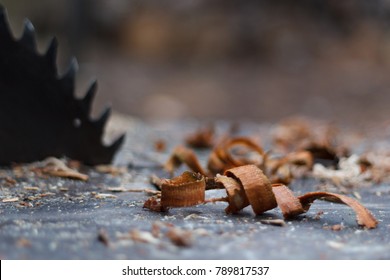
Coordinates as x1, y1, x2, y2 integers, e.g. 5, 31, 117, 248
3, 0, 390, 125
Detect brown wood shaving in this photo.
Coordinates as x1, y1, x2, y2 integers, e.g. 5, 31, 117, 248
23, 186, 40, 191
4, 177, 17, 186
16, 238, 31, 248
225, 165, 277, 215
2, 197, 19, 203
215, 174, 249, 214
97, 229, 110, 246
143, 196, 166, 212
95, 165, 127, 176
164, 146, 208, 176
185, 125, 215, 149
260, 219, 286, 227
271, 183, 305, 218
144, 164, 378, 229
298, 191, 378, 229
166, 228, 193, 247
154, 139, 167, 152
94, 193, 117, 199
208, 137, 265, 175
160, 171, 205, 208
33, 157, 89, 181
129, 229, 160, 245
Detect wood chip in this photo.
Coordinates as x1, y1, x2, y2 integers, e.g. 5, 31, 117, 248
154, 139, 167, 152
16, 238, 31, 248
97, 229, 110, 246
166, 228, 193, 247
23, 186, 39, 191
95, 193, 117, 199
129, 229, 160, 245
95, 165, 127, 176
4, 177, 17, 185
260, 219, 286, 227
2, 197, 19, 203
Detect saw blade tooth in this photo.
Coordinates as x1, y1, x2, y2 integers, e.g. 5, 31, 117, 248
20, 19, 37, 51
45, 37, 58, 72
0, 6, 12, 41
81, 79, 97, 115
108, 134, 125, 153
60, 57, 78, 95
94, 106, 111, 131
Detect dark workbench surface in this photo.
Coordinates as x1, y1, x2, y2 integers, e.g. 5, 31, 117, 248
1, 118, 389, 259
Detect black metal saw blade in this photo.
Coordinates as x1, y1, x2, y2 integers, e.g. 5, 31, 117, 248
0, 6, 124, 165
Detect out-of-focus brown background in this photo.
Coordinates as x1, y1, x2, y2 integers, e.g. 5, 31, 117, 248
3, 0, 390, 125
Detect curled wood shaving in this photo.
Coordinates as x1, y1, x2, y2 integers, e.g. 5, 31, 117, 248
215, 174, 249, 214
225, 165, 277, 215
271, 183, 305, 219
185, 125, 215, 148
298, 191, 378, 229
161, 171, 205, 208
265, 151, 313, 185
164, 146, 208, 176
208, 137, 265, 175
144, 172, 206, 212
144, 164, 378, 229
164, 136, 314, 185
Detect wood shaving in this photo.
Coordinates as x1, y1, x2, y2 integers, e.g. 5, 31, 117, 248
2, 197, 19, 202
16, 238, 31, 248
225, 165, 277, 215
23, 186, 39, 191
313, 154, 370, 186
97, 229, 110, 246
154, 139, 167, 152
129, 229, 160, 245
185, 125, 215, 149
260, 219, 286, 227
32, 157, 89, 181
160, 171, 205, 208
3, 177, 17, 186
95, 193, 117, 199
144, 164, 378, 229
164, 146, 208, 176
95, 165, 127, 176
271, 183, 305, 219
298, 191, 378, 229
166, 228, 193, 247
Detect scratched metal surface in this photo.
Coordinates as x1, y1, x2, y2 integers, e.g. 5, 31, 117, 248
0, 119, 389, 260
